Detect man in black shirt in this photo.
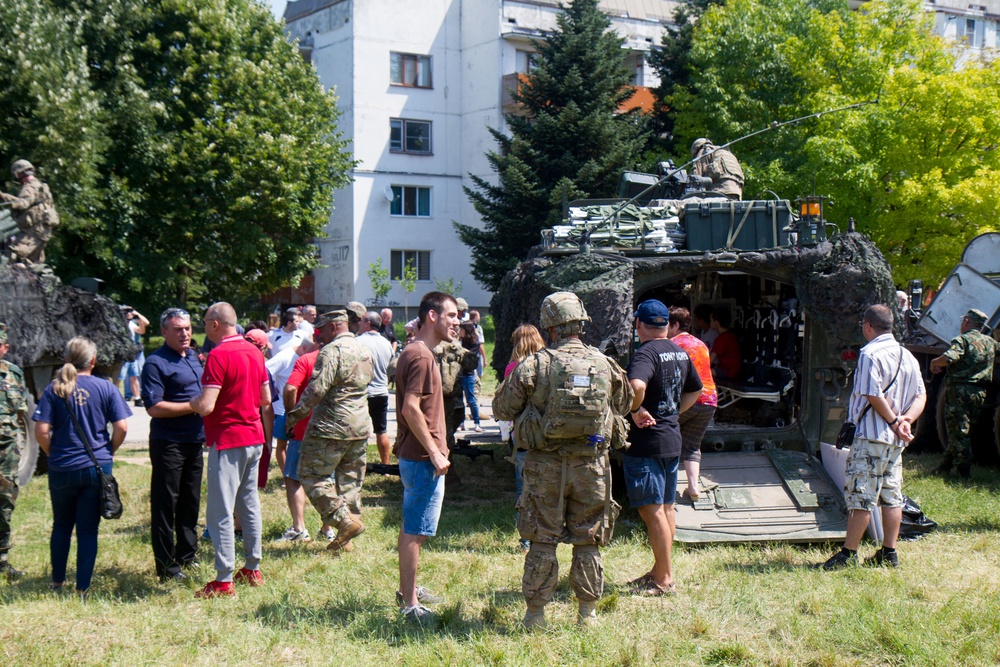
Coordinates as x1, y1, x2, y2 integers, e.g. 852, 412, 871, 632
141, 308, 205, 582
624, 299, 703, 596
379, 308, 399, 354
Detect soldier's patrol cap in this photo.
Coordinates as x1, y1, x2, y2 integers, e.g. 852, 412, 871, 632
344, 301, 367, 321
0, 322, 7, 343
966, 308, 988, 327
316, 310, 349, 327
455, 297, 469, 312
634, 299, 670, 327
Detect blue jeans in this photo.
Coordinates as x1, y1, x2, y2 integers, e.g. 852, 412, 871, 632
460, 375, 479, 426
622, 455, 680, 508
49, 463, 112, 591
399, 458, 445, 537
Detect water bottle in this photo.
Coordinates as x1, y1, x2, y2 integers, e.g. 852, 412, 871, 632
588, 435, 605, 447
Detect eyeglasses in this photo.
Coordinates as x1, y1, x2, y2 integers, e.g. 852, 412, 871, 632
160, 308, 191, 326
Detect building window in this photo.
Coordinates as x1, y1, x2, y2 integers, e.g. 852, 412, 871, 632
390, 250, 431, 281
390, 119, 432, 154
964, 18, 984, 47
390, 186, 431, 217
390, 52, 432, 88
515, 49, 537, 74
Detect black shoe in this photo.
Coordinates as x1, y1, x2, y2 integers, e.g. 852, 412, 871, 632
0, 562, 24, 578
160, 570, 188, 583
134, 398, 144, 408
863, 547, 899, 568
956, 464, 972, 480
821, 548, 858, 571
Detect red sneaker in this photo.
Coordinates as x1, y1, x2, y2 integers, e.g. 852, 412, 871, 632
195, 580, 236, 599
234, 567, 264, 587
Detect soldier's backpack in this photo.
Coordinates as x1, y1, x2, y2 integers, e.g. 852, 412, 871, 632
540, 348, 610, 445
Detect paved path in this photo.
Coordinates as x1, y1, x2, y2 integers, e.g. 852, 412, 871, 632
116, 394, 499, 465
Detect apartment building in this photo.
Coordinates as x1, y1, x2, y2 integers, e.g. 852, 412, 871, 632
280, 0, 678, 309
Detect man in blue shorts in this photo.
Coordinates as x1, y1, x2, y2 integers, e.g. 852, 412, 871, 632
625, 299, 703, 596
393, 291, 460, 623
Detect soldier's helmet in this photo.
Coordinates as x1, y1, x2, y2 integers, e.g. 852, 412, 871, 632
690, 138, 711, 157
11, 160, 34, 177
539, 291, 590, 330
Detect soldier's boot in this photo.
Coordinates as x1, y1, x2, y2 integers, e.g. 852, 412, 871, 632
0, 557, 23, 578
523, 604, 547, 631
523, 543, 558, 630
577, 601, 597, 628
327, 514, 365, 553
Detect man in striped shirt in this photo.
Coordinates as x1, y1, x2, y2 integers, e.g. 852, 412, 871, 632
822, 304, 926, 570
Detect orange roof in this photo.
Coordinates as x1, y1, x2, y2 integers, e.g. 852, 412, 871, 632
619, 86, 655, 114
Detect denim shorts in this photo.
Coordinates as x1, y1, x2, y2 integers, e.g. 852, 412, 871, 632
283, 439, 301, 480
622, 454, 680, 508
399, 458, 445, 537
273, 413, 287, 441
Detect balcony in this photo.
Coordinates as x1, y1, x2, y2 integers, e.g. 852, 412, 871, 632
502, 73, 655, 115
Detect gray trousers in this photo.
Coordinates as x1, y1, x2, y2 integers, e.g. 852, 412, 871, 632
206, 445, 263, 582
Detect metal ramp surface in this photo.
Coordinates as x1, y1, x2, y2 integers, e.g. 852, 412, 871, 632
674, 451, 847, 544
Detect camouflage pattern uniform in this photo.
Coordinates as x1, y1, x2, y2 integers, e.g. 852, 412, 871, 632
287, 326, 374, 531
0, 324, 29, 569
940, 313, 998, 469
433, 340, 479, 450
0, 161, 59, 265
493, 292, 632, 627
691, 139, 745, 200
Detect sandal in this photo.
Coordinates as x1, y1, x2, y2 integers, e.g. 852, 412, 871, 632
626, 574, 678, 597
682, 488, 700, 502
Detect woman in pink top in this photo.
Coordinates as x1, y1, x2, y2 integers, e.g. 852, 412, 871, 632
667, 307, 718, 501
502, 324, 545, 553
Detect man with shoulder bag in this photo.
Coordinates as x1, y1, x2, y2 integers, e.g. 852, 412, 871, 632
493, 292, 633, 629
822, 304, 925, 570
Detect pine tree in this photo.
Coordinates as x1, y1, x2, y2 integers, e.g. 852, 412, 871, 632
455, 0, 649, 291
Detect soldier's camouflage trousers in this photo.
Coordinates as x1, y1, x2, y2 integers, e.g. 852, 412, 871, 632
298, 437, 366, 527
518, 449, 618, 606
942, 384, 987, 468
443, 393, 464, 451
0, 438, 21, 557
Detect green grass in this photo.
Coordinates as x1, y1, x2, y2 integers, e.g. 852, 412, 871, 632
3, 450, 1000, 665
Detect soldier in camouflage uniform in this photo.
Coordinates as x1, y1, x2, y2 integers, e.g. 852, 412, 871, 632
286, 310, 374, 552
0, 160, 60, 265
0, 323, 29, 577
930, 308, 998, 479
690, 138, 745, 200
493, 292, 633, 629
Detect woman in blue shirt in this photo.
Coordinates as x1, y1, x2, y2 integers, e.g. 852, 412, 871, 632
33, 337, 131, 596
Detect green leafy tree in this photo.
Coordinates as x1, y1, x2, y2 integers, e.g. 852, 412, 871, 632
397, 260, 418, 321
434, 276, 463, 297
671, 0, 999, 285
456, 0, 649, 290
0, 0, 353, 313
367, 258, 391, 306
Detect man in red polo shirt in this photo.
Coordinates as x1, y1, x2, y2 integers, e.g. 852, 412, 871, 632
191, 302, 273, 598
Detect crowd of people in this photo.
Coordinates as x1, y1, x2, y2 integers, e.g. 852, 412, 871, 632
0, 290, 995, 628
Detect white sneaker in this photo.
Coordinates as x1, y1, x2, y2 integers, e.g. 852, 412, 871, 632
276, 527, 311, 542
320, 527, 335, 541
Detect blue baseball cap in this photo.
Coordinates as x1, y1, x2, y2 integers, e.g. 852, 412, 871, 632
634, 299, 670, 326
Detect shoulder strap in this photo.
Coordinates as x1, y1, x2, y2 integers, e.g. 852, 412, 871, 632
858, 345, 904, 422
63, 395, 104, 471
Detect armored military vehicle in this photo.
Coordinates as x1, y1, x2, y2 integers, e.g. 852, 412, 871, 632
0, 257, 140, 484
491, 187, 899, 543
905, 233, 1000, 464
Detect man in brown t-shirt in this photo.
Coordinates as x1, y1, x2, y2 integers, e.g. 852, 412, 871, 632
393, 291, 460, 624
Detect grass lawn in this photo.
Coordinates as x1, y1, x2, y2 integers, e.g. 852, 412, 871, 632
2, 446, 1000, 666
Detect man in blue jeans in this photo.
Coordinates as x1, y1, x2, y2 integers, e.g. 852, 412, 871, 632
624, 299, 703, 596
393, 291, 460, 623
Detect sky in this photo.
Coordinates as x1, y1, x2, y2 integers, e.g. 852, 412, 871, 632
268, 0, 286, 21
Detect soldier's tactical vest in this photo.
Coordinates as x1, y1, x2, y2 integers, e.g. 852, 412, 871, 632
540, 349, 609, 443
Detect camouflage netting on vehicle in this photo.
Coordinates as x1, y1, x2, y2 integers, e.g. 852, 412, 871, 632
491, 253, 634, 373
0, 265, 139, 383
491, 233, 895, 372
790, 233, 898, 346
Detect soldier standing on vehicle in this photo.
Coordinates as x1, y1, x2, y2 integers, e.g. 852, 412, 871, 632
930, 308, 998, 479
0, 323, 29, 577
0, 160, 59, 265
493, 292, 633, 630
285, 310, 374, 553
690, 138, 744, 200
